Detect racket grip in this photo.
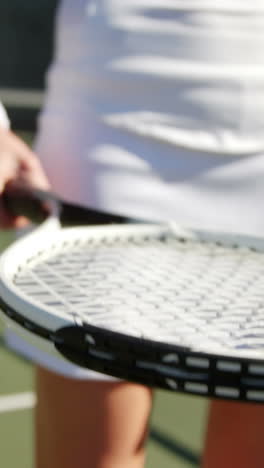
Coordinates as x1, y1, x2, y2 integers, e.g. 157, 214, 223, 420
2, 186, 134, 226
2, 186, 52, 224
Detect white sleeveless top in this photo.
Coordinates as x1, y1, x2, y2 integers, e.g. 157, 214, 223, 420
5, 1, 264, 378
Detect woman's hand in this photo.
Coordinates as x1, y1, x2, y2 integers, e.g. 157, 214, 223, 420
0, 128, 50, 228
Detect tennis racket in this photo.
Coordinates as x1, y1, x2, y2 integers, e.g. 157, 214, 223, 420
1, 186, 264, 403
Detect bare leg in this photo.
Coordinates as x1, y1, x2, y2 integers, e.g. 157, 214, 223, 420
35, 366, 153, 468
202, 400, 264, 468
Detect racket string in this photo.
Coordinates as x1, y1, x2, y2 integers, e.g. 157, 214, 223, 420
12, 233, 264, 354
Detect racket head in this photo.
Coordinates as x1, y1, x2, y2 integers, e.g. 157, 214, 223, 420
2, 221, 264, 401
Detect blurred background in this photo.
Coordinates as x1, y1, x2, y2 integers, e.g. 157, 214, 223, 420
0, 2, 207, 466
0, 0, 58, 131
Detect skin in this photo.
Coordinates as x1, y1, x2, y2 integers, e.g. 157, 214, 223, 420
202, 400, 264, 468
0, 127, 153, 468
0, 127, 50, 227
35, 368, 153, 468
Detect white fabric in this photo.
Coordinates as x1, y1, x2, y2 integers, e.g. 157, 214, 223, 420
34, 0, 264, 233
5, 0, 264, 379
0, 102, 10, 130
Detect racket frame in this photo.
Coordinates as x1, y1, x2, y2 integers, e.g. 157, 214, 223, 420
2, 220, 264, 402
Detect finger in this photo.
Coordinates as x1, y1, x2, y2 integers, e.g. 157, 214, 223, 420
0, 130, 50, 190
0, 152, 20, 193
18, 165, 51, 191
0, 199, 30, 229
12, 215, 31, 229
0, 129, 36, 161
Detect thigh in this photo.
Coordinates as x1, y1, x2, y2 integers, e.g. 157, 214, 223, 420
35, 365, 153, 468
202, 400, 264, 468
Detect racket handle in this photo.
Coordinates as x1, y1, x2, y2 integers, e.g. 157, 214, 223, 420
2, 186, 133, 226
3, 186, 51, 224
